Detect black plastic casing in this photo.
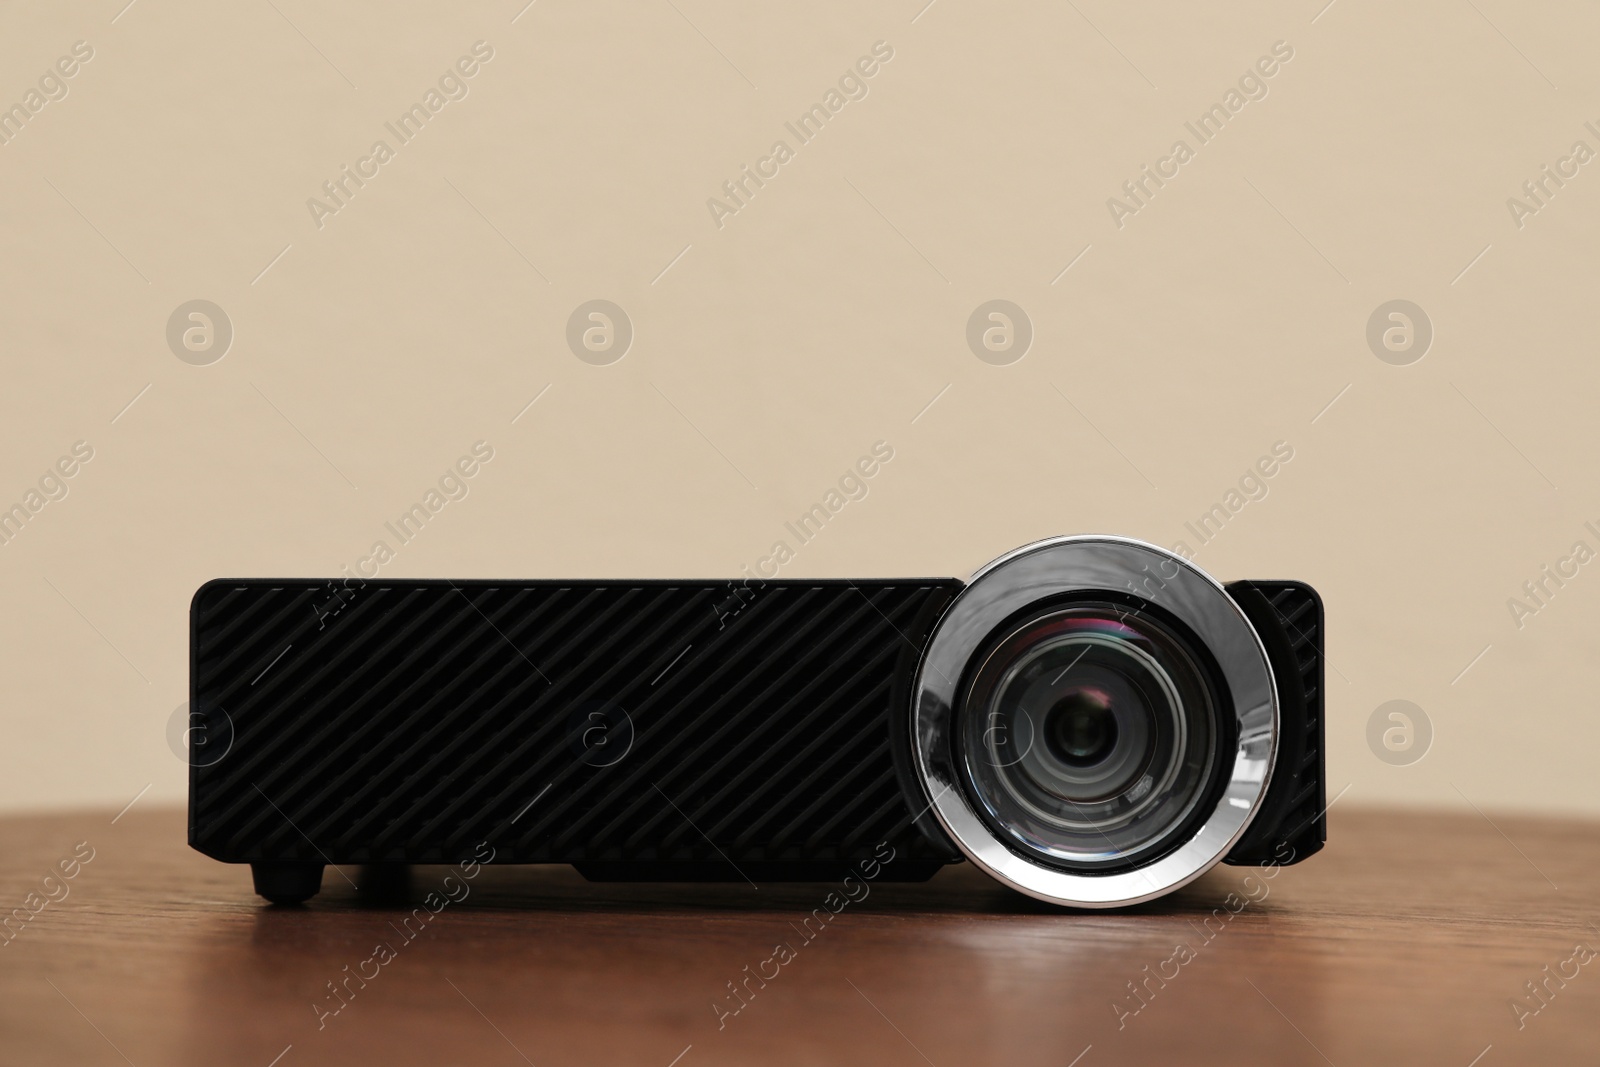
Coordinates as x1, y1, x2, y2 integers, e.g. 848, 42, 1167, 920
188, 575, 1322, 885
1221, 580, 1326, 867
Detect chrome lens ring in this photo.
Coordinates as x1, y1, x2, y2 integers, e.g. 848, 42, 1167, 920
911, 536, 1278, 908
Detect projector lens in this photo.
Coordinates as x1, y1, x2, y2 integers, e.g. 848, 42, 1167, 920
958, 602, 1226, 870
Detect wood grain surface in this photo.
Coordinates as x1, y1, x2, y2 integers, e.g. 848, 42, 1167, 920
0, 806, 1595, 1066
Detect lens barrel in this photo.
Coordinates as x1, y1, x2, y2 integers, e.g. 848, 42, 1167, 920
911, 537, 1278, 908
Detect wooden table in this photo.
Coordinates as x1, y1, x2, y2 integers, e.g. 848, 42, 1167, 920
1, 807, 1594, 1066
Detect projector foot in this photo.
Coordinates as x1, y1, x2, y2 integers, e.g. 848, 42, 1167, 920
251, 861, 324, 905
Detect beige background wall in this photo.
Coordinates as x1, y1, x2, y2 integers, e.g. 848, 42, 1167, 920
2, 0, 1597, 817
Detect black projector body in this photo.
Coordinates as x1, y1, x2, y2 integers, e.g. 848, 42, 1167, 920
188, 537, 1324, 908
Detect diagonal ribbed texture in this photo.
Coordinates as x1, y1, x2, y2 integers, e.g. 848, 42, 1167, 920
1261, 581, 1325, 853
190, 578, 962, 869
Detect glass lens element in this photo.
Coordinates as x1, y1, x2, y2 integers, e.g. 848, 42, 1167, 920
958, 603, 1223, 869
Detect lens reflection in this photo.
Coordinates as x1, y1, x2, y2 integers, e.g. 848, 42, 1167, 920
960, 604, 1223, 869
